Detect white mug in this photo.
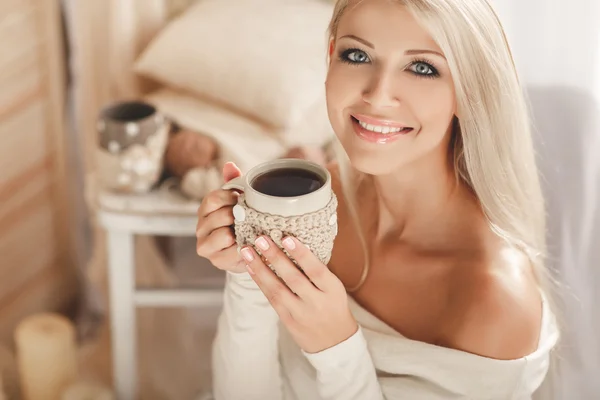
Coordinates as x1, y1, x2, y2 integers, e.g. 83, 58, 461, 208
221, 159, 332, 217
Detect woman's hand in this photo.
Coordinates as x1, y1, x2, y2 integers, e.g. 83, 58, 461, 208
195, 162, 246, 273
239, 235, 358, 354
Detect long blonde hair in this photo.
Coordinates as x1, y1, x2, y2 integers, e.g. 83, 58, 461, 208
328, 0, 556, 306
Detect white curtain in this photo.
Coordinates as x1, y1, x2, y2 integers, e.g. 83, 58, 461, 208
492, 1, 600, 398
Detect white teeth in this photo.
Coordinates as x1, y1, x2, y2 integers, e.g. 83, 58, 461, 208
358, 119, 404, 134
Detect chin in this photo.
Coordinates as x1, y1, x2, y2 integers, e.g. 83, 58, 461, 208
349, 155, 404, 176
339, 139, 407, 176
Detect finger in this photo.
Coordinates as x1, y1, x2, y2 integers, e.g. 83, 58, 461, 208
209, 246, 244, 272
196, 226, 236, 257
209, 244, 240, 266
196, 206, 235, 239
253, 236, 316, 300
281, 236, 338, 293
223, 162, 242, 182
198, 190, 239, 218
240, 246, 300, 311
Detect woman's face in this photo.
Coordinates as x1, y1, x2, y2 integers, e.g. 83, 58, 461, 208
326, 0, 457, 176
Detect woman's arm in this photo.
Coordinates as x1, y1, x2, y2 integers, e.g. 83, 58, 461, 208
212, 271, 283, 400
303, 328, 457, 399
303, 328, 510, 400
303, 327, 385, 400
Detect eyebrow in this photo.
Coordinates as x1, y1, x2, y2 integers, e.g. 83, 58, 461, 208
339, 34, 446, 59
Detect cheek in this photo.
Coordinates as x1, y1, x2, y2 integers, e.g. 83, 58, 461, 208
325, 64, 370, 117
325, 66, 353, 129
410, 82, 456, 132
326, 65, 351, 105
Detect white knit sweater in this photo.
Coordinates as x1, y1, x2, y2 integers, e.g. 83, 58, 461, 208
211, 271, 558, 400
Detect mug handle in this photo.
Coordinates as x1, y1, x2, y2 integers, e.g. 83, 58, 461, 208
222, 176, 244, 242
221, 176, 245, 192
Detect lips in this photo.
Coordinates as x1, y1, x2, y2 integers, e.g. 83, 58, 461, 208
352, 117, 413, 144
351, 116, 414, 144
351, 114, 412, 130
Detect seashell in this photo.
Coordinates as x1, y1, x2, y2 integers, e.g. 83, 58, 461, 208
125, 123, 140, 137
108, 141, 120, 154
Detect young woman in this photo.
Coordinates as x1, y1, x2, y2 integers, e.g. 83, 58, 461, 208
195, 0, 559, 398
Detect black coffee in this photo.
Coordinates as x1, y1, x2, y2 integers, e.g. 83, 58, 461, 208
251, 168, 325, 197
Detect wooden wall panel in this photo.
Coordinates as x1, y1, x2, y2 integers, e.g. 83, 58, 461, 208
0, 0, 77, 342
0, 194, 56, 300
0, 100, 49, 188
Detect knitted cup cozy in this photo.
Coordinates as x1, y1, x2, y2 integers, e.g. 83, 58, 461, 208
232, 191, 338, 266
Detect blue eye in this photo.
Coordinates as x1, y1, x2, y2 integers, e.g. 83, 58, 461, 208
409, 61, 439, 78
339, 48, 371, 64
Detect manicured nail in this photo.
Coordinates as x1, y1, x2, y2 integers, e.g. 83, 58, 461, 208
241, 247, 254, 262
255, 237, 269, 251
245, 264, 255, 275
282, 237, 295, 250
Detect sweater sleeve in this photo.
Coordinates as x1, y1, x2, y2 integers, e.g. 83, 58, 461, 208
302, 327, 385, 400
302, 327, 531, 400
212, 271, 284, 400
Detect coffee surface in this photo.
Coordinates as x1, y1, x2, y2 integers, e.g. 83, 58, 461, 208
251, 168, 324, 197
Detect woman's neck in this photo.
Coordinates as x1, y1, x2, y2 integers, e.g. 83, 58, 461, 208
371, 147, 473, 250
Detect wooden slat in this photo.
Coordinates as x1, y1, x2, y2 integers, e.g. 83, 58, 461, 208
0, 3, 41, 67
0, 0, 35, 17
0, 1, 45, 120
0, 41, 42, 80
0, 194, 57, 301
0, 178, 56, 243
0, 156, 54, 229
0, 77, 44, 124
0, 100, 51, 189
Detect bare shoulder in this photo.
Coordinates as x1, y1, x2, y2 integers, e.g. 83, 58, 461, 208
440, 245, 543, 360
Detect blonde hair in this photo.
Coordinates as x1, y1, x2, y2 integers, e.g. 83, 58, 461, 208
327, 0, 557, 306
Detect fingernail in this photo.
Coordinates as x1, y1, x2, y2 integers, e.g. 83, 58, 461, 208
241, 247, 254, 262
282, 237, 295, 250
245, 264, 255, 275
255, 237, 269, 251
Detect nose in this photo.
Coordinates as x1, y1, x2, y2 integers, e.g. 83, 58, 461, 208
362, 67, 401, 108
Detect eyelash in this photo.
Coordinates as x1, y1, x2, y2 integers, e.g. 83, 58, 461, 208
338, 48, 440, 79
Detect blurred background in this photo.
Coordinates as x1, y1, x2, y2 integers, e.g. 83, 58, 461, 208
0, 0, 598, 399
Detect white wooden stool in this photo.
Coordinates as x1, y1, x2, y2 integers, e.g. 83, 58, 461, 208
90, 177, 222, 399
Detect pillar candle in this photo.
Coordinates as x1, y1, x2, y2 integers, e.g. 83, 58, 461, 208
15, 313, 78, 400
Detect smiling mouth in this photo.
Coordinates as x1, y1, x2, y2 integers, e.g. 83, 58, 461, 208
351, 116, 414, 134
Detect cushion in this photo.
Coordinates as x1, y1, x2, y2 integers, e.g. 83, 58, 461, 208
135, 0, 334, 129
144, 88, 286, 173
145, 87, 335, 173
